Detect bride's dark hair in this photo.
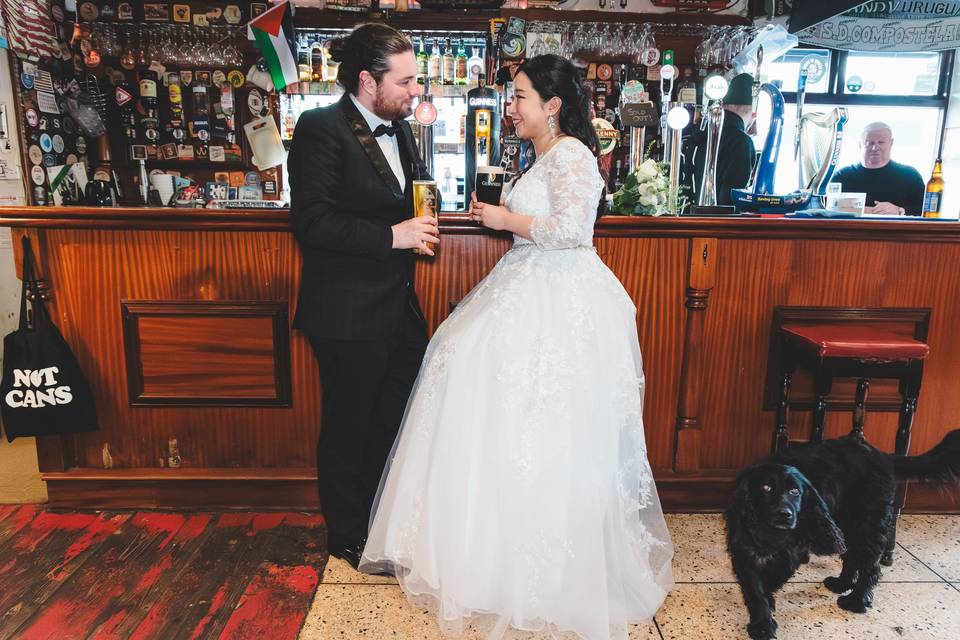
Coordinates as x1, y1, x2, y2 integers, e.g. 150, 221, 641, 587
516, 55, 599, 157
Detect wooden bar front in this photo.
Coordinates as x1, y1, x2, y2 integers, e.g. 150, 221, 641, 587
2, 206, 959, 512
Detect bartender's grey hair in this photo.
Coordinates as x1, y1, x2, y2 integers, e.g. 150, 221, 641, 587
861, 122, 893, 140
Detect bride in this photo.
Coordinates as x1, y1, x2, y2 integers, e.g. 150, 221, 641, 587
360, 54, 674, 640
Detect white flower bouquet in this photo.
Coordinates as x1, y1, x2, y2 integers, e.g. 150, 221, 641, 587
610, 158, 686, 216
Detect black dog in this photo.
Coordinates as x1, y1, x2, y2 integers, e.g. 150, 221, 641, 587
726, 430, 960, 640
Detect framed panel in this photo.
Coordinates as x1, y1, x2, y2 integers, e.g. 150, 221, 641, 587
122, 301, 292, 406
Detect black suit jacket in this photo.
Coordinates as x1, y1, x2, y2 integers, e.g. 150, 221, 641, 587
289, 94, 432, 340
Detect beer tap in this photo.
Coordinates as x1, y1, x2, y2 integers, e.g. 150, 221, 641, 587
659, 64, 676, 154
699, 75, 729, 209
665, 105, 690, 215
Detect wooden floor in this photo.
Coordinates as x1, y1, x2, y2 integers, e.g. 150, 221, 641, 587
0, 505, 326, 640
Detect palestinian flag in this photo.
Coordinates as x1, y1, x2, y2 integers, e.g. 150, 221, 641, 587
248, 1, 298, 91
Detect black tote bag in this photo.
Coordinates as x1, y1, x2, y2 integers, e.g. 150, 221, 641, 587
0, 237, 98, 441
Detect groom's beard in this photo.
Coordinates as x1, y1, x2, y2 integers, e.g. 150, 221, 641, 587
373, 85, 413, 122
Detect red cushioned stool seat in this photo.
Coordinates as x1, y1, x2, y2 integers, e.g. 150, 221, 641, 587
782, 323, 930, 360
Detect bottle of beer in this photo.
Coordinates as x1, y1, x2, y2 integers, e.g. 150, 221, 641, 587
455, 40, 468, 86
442, 38, 455, 86
416, 38, 428, 85
428, 40, 441, 86
923, 158, 944, 218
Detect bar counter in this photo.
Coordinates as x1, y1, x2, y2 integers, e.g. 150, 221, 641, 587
2, 205, 959, 512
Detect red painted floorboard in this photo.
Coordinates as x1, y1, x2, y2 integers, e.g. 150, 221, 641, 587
0, 508, 327, 640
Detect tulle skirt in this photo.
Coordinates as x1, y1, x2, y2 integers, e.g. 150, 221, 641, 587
360, 244, 674, 640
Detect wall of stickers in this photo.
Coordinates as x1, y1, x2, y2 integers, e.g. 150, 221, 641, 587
9, 1, 284, 206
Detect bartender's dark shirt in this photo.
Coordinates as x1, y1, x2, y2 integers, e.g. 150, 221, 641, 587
830, 161, 925, 215
683, 111, 756, 207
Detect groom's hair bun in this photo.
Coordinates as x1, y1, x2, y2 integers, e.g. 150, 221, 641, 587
330, 23, 413, 96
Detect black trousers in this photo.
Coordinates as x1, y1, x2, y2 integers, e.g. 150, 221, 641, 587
309, 305, 428, 547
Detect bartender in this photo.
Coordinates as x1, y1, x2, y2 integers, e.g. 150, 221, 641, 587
830, 122, 925, 215
682, 73, 756, 207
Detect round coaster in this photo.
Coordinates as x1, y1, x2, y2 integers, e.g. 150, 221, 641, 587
228, 70, 245, 88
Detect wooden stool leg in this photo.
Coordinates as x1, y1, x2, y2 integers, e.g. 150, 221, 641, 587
811, 362, 833, 443
883, 361, 924, 566
851, 378, 869, 442
773, 371, 793, 453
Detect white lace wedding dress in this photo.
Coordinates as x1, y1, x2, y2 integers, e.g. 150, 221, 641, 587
360, 137, 674, 640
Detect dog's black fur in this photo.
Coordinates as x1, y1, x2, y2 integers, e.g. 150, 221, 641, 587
726, 430, 960, 640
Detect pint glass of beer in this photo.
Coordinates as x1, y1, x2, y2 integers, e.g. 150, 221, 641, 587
475, 166, 505, 205
412, 180, 438, 256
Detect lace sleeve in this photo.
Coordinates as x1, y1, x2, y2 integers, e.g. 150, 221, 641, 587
529, 140, 603, 250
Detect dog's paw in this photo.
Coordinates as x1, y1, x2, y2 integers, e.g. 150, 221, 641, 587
767, 594, 776, 612
824, 576, 852, 594
837, 593, 869, 613
747, 618, 778, 640
799, 550, 811, 565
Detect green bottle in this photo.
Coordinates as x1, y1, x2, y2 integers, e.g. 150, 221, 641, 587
416, 37, 428, 85
455, 39, 468, 86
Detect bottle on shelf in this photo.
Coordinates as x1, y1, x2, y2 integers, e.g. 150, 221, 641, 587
297, 40, 312, 84
442, 37, 455, 86
428, 39, 442, 87
310, 42, 324, 82
455, 39, 468, 86
283, 99, 296, 141
417, 37, 428, 85
677, 67, 698, 105
139, 70, 158, 110
923, 157, 944, 218
467, 46, 484, 87
324, 40, 339, 82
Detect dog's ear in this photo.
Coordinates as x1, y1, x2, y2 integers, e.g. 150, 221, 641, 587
727, 468, 759, 533
793, 468, 846, 556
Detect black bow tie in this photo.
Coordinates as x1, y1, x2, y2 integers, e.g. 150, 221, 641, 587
373, 122, 399, 138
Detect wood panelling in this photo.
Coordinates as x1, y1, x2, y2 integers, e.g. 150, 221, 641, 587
122, 302, 291, 406
698, 239, 960, 472
3, 209, 960, 511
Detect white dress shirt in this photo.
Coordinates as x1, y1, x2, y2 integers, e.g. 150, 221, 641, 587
350, 94, 406, 192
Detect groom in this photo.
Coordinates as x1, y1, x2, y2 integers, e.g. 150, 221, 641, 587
288, 23, 439, 568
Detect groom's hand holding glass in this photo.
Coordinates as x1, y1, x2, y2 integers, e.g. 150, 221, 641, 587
392, 215, 439, 256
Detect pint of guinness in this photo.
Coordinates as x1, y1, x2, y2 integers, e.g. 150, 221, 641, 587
475, 166, 504, 205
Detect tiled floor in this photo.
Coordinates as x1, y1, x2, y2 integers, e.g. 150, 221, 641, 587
300, 514, 960, 640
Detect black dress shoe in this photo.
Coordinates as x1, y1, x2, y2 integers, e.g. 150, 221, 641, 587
329, 538, 365, 569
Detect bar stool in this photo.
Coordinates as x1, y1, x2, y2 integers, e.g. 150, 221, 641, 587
772, 322, 930, 565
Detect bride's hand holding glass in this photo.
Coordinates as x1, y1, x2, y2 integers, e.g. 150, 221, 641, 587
469, 192, 511, 231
